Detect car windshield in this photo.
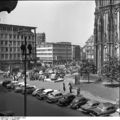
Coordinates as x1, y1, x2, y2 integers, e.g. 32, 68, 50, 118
51, 93, 57, 96
55, 93, 62, 96
97, 104, 105, 111
87, 101, 96, 106
73, 98, 80, 102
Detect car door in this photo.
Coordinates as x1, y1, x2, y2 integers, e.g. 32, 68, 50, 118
105, 106, 116, 115
69, 95, 75, 102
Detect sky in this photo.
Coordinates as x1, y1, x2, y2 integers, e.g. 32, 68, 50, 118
1, 1, 95, 47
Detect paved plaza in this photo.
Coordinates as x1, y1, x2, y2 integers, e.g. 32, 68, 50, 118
25, 74, 119, 104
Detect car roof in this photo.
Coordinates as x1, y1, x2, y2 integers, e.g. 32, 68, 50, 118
87, 100, 99, 104
74, 96, 85, 100
101, 102, 114, 107
51, 90, 62, 95
43, 89, 53, 92
11, 81, 18, 83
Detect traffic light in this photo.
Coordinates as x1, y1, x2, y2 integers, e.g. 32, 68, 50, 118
27, 44, 32, 55
20, 44, 26, 55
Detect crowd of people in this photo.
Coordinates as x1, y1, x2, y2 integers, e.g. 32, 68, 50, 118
2, 61, 81, 83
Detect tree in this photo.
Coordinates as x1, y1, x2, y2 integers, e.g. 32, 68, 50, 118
79, 60, 96, 83
101, 55, 120, 84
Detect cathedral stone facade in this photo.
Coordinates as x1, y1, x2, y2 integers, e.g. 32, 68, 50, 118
94, 0, 120, 72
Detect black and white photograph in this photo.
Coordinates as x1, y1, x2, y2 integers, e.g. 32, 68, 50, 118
0, 0, 120, 118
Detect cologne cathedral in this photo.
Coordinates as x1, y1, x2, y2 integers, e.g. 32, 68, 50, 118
94, 0, 120, 71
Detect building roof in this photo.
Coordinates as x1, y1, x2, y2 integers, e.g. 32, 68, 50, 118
85, 35, 94, 44
0, 23, 36, 29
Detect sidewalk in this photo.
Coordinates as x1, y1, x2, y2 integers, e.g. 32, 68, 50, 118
64, 74, 119, 104
61, 87, 117, 104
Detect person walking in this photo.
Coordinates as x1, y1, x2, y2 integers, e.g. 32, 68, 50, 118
63, 83, 66, 92
77, 87, 80, 96
68, 83, 72, 93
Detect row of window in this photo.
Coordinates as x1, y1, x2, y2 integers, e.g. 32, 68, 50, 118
37, 52, 72, 55
0, 54, 21, 60
0, 40, 35, 46
40, 57, 53, 60
0, 26, 26, 31
37, 48, 71, 52
0, 47, 21, 52
37, 49, 52, 51
0, 48, 35, 53
37, 53, 52, 55
0, 33, 34, 40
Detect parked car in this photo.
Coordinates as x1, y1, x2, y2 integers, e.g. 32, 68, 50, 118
14, 86, 24, 93
80, 100, 100, 114
116, 108, 120, 113
110, 107, 120, 117
21, 86, 36, 94
32, 88, 45, 96
2, 80, 11, 87
50, 73, 57, 80
57, 93, 75, 106
89, 102, 116, 116
17, 82, 29, 87
36, 89, 54, 100
14, 83, 29, 93
54, 77, 64, 83
47, 90, 63, 103
6, 81, 19, 89
0, 111, 15, 116
70, 96, 88, 109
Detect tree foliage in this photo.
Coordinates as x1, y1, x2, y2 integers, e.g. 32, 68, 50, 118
101, 55, 120, 83
79, 60, 97, 83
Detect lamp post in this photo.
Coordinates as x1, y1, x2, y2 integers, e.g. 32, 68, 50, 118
19, 30, 32, 116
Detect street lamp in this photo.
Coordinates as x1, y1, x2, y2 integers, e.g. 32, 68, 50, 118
19, 30, 33, 116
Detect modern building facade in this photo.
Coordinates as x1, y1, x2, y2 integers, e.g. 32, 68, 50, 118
37, 42, 72, 64
81, 35, 94, 61
0, 23, 36, 70
94, 0, 120, 72
36, 33, 46, 46
72, 45, 81, 61
81, 46, 87, 61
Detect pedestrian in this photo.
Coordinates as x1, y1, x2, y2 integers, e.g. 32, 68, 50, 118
77, 87, 80, 96
62, 82, 65, 91
68, 83, 72, 93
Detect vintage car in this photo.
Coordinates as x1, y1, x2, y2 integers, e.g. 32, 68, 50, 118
57, 93, 75, 106
70, 96, 88, 109
89, 102, 116, 116
47, 90, 63, 103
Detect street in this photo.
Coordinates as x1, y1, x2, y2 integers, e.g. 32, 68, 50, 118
0, 86, 89, 116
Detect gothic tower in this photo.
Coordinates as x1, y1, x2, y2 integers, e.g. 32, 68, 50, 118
94, 0, 120, 72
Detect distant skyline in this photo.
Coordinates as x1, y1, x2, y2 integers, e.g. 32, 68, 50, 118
1, 1, 95, 47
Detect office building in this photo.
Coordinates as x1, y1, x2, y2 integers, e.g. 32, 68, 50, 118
36, 33, 46, 46
72, 45, 81, 61
37, 42, 72, 64
0, 23, 36, 70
